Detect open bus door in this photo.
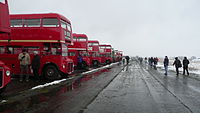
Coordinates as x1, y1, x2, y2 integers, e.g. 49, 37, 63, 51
0, 0, 10, 34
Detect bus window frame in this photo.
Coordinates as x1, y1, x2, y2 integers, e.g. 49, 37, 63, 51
42, 18, 59, 27
24, 18, 41, 27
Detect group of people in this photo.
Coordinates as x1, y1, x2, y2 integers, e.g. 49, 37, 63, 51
140, 57, 159, 69
148, 57, 159, 69
163, 56, 190, 76
18, 49, 40, 82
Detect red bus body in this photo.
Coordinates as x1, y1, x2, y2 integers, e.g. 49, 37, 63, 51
68, 33, 91, 68
99, 44, 113, 64
88, 40, 101, 67
0, 13, 74, 80
0, 0, 11, 93
0, 0, 10, 34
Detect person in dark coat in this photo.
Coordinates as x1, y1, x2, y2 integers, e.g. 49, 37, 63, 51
163, 56, 169, 75
77, 53, 83, 69
31, 51, 40, 80
182, 57, 189, 75
125, 56, 130, 65
153, 57, 158, 70
173, 57, 182, 76
150, 57, 154, 67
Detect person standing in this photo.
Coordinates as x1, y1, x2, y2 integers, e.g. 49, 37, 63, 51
77, 53, 83, 69
18, 49, 31, 82
173, 57, 182, 76
182, 57, 190, 75
31, 51, 40, 81
144, 57, 148, 69
163, 56, 169, 75
122, 57, 126, 66
125, 56, 130, 65
153, 57, 158, 70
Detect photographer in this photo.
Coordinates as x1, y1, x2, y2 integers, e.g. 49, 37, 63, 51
18, 49, 30, 82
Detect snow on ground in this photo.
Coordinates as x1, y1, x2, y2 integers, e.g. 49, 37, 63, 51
31, 79, 67, 90
0, 100, 7, 103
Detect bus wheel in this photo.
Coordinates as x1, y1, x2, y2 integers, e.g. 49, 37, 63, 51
106, 60, 111, 65
0, 86, 6, 94
93, 61, 99, 67
44, 65, 60, 80
82, 61, 89, 70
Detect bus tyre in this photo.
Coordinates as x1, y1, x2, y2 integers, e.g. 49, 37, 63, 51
106, 60, 111, 65
44, 65, 60, 80
82, 61, 89, 70
93, 61, 99, 67
0, 86, 6, 94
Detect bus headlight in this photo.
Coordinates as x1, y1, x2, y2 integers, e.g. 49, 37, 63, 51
6, 70, 11, 76
63, 65, 65, 69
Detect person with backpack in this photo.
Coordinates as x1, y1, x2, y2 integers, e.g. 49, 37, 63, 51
182, 57, 190, 75
173, 57, 182, 76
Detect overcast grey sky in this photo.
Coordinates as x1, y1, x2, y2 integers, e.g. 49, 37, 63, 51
8, 0, 200, 57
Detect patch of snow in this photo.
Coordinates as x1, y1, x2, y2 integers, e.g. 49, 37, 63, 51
82, 62, 118, 75
1, 100, 7, 103
31, 62, 118, 90
31, 79, 67, 90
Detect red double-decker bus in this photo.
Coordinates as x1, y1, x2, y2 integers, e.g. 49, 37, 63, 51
88, 40, 101, 67
113, 50, 123, 62
68, 33, 91, 69
0, 13, 74, 80
0, 0, 11, 93
99, 44, 113, 64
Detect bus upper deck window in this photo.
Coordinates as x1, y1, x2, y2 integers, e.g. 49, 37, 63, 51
77, 37, 86, 41
73, 37, 77, 41
0, 0, 5, 4
43, 18, 59, 27
11, 19, 23, 27
67, 23, 71, 31
24, 19, 41, 27
61, 20, 67, 29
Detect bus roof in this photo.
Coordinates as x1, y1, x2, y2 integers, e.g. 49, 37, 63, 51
88, 40, 99, 43
99, 44, 112, 47
73, 33, 88, 39
10, 13, 71, 24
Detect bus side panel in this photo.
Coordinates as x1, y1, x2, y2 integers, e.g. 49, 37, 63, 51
0, 1, 10, 33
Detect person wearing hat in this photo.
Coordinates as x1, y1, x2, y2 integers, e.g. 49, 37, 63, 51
18, 49, 31, 82
31, 51, 40, 81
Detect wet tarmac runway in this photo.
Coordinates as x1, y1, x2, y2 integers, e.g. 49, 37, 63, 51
84, 61, 200, 113
2, 61, 200, 113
